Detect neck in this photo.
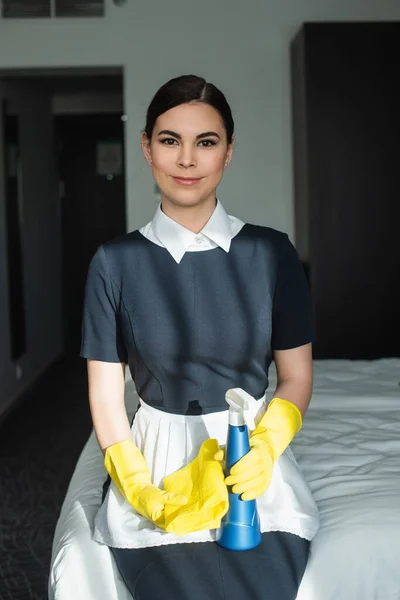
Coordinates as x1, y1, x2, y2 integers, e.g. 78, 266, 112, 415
160, 195, 217, 233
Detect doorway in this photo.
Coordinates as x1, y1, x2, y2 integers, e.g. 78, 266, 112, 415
0, 67, 126, 418
57, 112, 126, 353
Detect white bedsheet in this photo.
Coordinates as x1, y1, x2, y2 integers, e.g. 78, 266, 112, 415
49, 359, 400, 600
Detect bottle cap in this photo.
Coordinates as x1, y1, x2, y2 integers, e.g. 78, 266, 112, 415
225, 388, 259, 429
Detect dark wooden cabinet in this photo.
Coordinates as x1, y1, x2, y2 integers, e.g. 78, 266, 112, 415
291, 22, 400, 359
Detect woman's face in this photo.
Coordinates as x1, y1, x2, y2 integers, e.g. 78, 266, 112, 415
142, 102, 233, 210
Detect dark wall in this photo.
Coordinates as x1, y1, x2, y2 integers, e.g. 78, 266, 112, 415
291, 23, 400, 359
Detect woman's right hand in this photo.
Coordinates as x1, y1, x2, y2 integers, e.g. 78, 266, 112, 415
104, 439, 188, 528
162, 439, 229, 535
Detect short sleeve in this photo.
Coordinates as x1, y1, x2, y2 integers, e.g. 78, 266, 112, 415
80, 245, 128, 363
271, 234, 314, 351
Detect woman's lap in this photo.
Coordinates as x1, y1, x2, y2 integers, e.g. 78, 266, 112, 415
110, 531, 310, 600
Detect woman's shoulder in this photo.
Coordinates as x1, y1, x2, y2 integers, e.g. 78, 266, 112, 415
99, 229, 153, 261
102, 229, 143, 251
90, 230, 148, 281
239, 222, 289, 247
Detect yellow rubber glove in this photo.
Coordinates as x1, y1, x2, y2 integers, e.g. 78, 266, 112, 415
224, 398, 302, 501
162, 439, 229, 536
104, 439, 188, 529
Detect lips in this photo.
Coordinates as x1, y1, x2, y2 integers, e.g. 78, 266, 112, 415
173, 177, 201, 186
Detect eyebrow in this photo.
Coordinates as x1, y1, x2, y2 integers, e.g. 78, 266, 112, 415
157, 129, 221, 140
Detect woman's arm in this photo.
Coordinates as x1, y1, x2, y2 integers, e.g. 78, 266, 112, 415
225, 342, 313, 500
87, 359, 132, 456
87, 359, 188, 526
272, 342, 313, 416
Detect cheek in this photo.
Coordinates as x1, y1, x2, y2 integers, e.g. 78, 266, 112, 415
202, 151, 226, 173
151, 146, 226, 174
152, 150, 173, 170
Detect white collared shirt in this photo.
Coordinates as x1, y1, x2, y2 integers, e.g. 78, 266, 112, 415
139, 199, 245, 264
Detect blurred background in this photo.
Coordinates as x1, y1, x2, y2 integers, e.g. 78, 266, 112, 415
0, 0, 399, 598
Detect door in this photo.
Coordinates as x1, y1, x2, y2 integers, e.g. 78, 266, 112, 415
56, 114, 126, 354
0, 80, 62, 413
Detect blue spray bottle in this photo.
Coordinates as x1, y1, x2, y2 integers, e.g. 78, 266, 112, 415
216, 388, 262, 551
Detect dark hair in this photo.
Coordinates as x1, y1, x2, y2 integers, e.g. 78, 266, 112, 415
144, 75, 234, 144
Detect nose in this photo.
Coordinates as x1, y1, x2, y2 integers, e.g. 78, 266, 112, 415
177, 145, 197, 168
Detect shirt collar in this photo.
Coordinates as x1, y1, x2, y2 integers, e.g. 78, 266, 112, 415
152, 199, 233, 263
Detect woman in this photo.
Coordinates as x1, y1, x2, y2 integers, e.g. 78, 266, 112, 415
81, 74, 319, 600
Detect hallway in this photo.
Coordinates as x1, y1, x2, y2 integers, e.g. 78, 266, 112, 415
0, 354, 93, 599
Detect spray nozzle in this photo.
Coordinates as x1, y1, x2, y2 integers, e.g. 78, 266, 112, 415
225, 388, 259, 430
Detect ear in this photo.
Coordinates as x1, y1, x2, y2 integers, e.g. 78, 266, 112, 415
141, 132, 152, 166
225, 135, 234, 167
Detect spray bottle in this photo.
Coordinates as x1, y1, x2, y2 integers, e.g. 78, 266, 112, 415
216, 388, 262, 551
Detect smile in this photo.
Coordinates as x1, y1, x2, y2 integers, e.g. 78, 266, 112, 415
173, 177, 202, 186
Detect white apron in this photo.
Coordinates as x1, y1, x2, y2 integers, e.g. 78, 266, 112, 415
93, 393, 320, 549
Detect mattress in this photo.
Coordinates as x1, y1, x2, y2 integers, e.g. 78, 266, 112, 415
49, 358, 400, 599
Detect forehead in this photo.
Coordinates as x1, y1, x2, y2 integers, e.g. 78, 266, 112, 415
154, 102, 224, 134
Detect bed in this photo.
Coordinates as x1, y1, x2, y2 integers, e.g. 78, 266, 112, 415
48, 358, 400, 600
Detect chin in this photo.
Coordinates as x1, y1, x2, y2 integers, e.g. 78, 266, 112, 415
163, 187, 212, 206
167, 195, 207, 207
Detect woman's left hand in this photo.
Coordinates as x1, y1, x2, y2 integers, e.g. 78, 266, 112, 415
223, 438, 274, 501
217, 397, 303, 501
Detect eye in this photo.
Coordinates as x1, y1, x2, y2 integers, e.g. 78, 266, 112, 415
199, 140, 217, 147
159, 138, 217, 147
160, 138, 178, 146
